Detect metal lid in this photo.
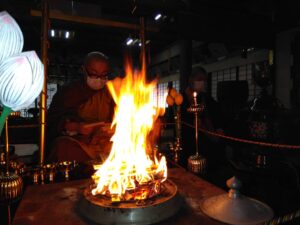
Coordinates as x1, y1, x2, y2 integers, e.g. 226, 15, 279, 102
200, 176, 274, 225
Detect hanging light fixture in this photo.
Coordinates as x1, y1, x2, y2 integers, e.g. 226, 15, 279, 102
126, 37, 134, 46
49, 29, 74, 40
50, 29, 55, 37
154, 13, 162, 21
65, 31, 70, 39
0, 11, 24, 63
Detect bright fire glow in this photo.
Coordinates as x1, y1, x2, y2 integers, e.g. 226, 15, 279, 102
91, 58, 167, 201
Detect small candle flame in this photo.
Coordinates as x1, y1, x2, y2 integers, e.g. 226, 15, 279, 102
193, 92, 197, 105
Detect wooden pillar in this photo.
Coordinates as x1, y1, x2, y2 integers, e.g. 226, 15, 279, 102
140, 17, 146, 76
40, 0, 49, 165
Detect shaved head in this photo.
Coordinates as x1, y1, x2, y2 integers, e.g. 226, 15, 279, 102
84, 51, 108, 67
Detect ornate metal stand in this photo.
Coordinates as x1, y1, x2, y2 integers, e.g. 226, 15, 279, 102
171, 106, 182, 162
0, 118, 23, 225
187, 92, 207, 175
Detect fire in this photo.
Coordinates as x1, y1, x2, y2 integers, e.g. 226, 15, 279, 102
91, 58, 167, 202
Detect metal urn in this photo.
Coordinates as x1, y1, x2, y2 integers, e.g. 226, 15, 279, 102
200, 176, 274, 225
0, 172, 23, 202
187, 92, 207, 175
0, 118, 23, 225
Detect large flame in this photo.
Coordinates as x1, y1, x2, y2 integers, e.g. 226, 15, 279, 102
91, 58, 167, 201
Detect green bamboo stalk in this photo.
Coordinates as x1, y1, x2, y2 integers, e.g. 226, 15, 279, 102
0, 106, 12, 136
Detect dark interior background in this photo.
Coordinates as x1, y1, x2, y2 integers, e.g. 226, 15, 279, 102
1, 0, 299, 80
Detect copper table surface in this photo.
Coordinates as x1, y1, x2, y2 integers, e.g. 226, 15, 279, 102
12, 167, 227, 225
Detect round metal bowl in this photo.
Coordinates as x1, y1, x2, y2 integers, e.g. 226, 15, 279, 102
77, 179, 182, 225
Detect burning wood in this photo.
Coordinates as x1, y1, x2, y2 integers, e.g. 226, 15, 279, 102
91, 58, 168, 203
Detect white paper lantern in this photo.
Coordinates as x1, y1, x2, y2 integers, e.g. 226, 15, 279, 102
0, 11, 24, 63
0, 51, 44, 111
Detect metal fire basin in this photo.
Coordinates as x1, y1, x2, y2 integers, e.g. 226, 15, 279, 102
78, 179, 182, 225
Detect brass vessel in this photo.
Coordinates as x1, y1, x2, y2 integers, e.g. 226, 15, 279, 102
0, 118, 23, 203
0, 171, 23, 203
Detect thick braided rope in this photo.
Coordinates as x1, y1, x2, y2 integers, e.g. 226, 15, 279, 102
260, 210, 300, 225
181, 121, 300, 150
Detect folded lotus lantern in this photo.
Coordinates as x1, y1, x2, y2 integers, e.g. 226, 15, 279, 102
0, 51, 44, 135
0, 11, 24, 63
0, 13, 43, 221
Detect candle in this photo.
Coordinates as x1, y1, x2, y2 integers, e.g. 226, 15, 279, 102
193, 91, 197, 105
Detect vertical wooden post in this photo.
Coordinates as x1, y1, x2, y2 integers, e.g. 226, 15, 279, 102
40, 0, 49, 166
140, 17, 146, 75
5, 118, 9, 176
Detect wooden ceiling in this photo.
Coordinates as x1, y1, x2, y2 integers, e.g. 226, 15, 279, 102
1, 0, 300, 64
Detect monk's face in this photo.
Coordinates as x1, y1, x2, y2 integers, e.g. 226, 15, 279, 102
84, 59, 110, 90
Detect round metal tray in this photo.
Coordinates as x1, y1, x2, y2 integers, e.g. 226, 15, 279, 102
77, 179, 182, 225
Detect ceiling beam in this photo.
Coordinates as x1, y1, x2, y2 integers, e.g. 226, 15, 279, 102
30, 9, 159, 32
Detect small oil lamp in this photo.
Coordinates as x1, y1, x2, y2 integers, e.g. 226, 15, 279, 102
187, 91, 207, 175
59, 161, 72, 181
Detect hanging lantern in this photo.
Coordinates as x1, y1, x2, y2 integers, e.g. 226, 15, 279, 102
0, 11, 24, 63
0, 51, 44, 134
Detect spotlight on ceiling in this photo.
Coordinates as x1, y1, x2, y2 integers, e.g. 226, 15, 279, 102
65, 31, 70, 39
126, 37, 133, 46
154, 13, 162, 21
49, 29, 74, 40
50, 29, 55, 37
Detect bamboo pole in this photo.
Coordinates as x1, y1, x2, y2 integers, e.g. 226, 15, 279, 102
5, 118, 9, 176
39, 0, 49, 166
140, 17, 146, 75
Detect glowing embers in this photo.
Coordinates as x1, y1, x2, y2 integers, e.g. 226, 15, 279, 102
79, 179, 181, 225
92, 155, 166, 203
91, 58, 167, 203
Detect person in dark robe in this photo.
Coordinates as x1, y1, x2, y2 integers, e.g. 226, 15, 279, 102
46, 52, 115, 163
